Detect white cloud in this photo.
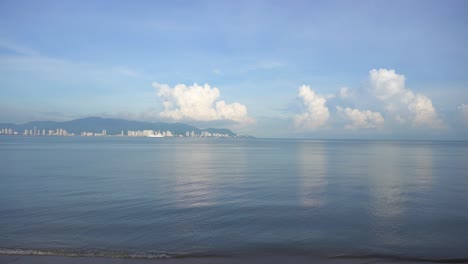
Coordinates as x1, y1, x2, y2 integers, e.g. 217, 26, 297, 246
458, 104, 468, 125
294, 85, 330, 131
369, 69, 443, 129
408, 93, 442, 128
458, 104, 468, 115
369, 69, 406, 100
337, 106, 384, 129
339, 87, 350, 98
152, 82, 253, 123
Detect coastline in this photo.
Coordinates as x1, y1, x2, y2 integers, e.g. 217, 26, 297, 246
0, 252, 462, 264
0, 254, 440, 264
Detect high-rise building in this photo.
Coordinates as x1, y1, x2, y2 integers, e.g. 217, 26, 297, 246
143, 130, 153, 136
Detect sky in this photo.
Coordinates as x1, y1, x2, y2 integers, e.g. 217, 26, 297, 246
0, 0, 467, 139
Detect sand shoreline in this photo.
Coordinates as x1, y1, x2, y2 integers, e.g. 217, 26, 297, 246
0, 253, 452, 264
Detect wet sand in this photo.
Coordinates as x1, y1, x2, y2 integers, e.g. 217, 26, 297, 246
0, 254, 446, 264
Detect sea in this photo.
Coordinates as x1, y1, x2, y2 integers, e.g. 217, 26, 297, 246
0, 136, 467, 262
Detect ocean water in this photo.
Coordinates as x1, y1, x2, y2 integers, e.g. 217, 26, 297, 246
0, 137, 467, 261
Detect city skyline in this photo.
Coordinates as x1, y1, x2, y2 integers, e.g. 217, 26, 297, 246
0, 127, 232, 138
0, 1, 467, 139
0, 116, 238, 137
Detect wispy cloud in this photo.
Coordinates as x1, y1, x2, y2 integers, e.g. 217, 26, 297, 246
254, 61, 282, 69
244, 60, 283, 71
114, 66, 142, 78
212, 69, 223, 75
0, 40, 40, 57
0, 39, 145, 82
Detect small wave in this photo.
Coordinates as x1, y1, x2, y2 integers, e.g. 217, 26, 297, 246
0, 247, 222, 259
332, 253, 468, 263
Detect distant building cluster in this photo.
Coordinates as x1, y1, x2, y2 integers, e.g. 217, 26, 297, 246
127, 130, 230, 137
0, 128, 16, 135
81, 130, 109, 136
30, 128, 74, 136
127, 130, 172, 137
1, 127, 74, 136
0, 128, 233, 138
192, 131, 231, 137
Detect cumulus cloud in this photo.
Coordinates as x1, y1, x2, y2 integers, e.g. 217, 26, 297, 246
152, 82, 252, 123
336, 106, 384, 129
294, 85, 330, 131
369, 69, 406, 100
369, 69, 443, 128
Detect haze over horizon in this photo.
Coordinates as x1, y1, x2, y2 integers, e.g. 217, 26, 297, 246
1, 0, 467, 139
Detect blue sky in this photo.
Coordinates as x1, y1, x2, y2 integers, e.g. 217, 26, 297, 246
0, 0, 467, 138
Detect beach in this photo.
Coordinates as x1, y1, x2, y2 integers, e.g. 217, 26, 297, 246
0, 254, 451, 264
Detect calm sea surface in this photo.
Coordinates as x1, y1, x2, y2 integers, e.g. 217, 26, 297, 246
0, 137, 467, 260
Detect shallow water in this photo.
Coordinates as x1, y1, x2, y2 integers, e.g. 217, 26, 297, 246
0, 137, 467, 260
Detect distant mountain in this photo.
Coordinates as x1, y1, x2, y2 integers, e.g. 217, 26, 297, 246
0, 117, 237, 136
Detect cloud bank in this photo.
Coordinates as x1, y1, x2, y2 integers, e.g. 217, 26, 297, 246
294, 85, 330, 131
369, 69, 443, 128
293, 68, 447, 133
152, 82, 252, 123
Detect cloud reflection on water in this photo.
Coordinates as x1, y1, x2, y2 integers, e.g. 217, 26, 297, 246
297, 142, 328, 208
